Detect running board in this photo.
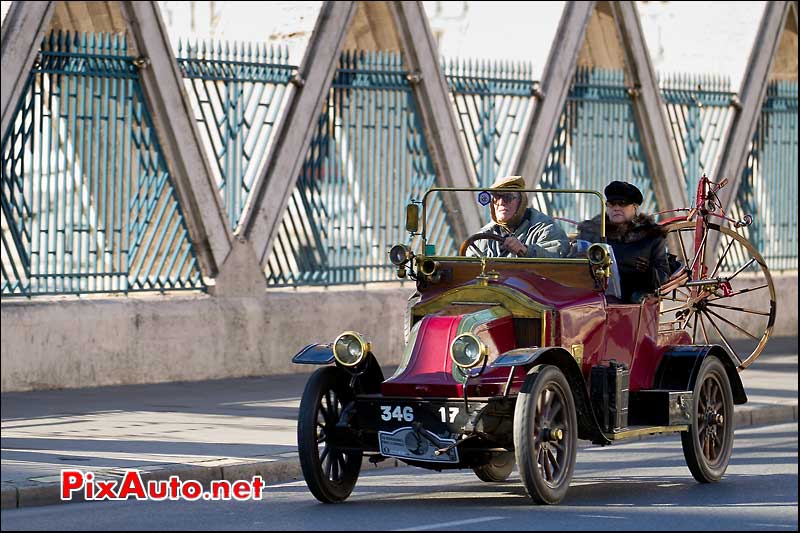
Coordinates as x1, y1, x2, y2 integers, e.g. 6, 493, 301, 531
603, 424, 689, 441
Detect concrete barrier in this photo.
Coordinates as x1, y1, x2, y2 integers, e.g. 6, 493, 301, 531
701, 270, 798, 349
1, 272, 796, 392
1, 284, 413, 392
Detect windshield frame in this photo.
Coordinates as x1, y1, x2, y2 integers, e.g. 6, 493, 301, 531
418, 187, 606, 259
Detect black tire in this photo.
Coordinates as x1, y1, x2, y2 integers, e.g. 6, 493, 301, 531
472, 452, 515, 482
513, 365, 578, 504
681, 355, 735, 483
297, 366, 363, 503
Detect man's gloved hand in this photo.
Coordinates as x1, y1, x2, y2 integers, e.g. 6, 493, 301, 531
502, 235, 528, 257
634, 256, 650, 272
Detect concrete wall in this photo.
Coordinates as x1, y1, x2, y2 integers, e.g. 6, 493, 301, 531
1, 273, 796, 392
1, 284, 412, 392
703, 271, 797, 347
772, 272, 798, 335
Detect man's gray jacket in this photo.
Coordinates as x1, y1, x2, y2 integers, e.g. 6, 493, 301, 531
466, 208, 570, 258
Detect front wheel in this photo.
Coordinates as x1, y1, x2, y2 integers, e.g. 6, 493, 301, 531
513, 365, 578, 504
681, 355, 735, 482
297, 366, 362, 503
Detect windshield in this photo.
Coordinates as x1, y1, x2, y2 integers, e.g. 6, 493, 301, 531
414, 188, 605, 259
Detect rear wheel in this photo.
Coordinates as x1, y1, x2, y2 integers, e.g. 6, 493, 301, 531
681, 356, 734, 482
472, 452, 515, 482
513, 365, 577, 504
297, 366, 362, 503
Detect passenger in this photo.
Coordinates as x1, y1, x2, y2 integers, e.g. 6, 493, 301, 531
577, 181, 670, 303
467, 175, 570, 258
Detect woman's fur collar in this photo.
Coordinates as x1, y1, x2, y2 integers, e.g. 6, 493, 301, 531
578, 213, 666, 243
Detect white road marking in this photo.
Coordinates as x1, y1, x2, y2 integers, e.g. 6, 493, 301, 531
393, 516, 506, 531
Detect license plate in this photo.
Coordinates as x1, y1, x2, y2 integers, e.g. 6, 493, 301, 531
378, 427, 459, 463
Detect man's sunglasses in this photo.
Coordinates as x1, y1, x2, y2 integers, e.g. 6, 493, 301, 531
491, 192, 520, 203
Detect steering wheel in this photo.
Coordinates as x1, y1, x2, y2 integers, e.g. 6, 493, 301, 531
458, 232, 508, 257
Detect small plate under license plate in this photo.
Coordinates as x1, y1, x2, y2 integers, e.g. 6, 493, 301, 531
378, 427, 459, 463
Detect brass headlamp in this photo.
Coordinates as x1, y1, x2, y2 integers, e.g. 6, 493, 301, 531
333, 331, 370, 367
388, 244, 413, 279
449, 333, 488, 369
587, 243, 613, 282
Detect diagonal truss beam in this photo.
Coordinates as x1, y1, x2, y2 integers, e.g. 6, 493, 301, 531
244, 0, 481, 266
706, 1, 796, 264
388, 0, 482, 243
241, 1, 358, 266
512, 2, 595, 188
1, 1, 56, 141
119, 0, 232, 278
515, 1, 687, 212
611, 1, 687, 211
714, 1, 795, 214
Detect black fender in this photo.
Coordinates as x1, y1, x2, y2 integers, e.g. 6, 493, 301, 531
293, 343, 334, 365
352, 353, 385, 394
497, 347, 610, 445
654, 344, 747, 404
292, 344, 384, 394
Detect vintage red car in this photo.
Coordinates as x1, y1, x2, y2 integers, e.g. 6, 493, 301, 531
292, 179, 775, 504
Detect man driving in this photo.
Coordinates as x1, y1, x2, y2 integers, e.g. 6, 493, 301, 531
466, 175, 570, 258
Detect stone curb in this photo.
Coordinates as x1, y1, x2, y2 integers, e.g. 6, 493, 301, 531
2, 405, 796, 510
0, 454, 400, 510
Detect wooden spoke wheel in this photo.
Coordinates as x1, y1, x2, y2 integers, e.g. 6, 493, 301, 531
660, 220, 776, 370
513, 365, 577, 504
297, 366, 362, 503
681, 356, 734, 482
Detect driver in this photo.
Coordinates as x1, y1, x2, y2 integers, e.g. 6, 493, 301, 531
467, 175, 570, 258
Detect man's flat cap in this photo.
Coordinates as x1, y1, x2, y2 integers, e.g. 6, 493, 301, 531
489, 175, 526, 190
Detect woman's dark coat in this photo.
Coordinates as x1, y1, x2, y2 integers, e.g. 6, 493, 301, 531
577, 214, 671, 302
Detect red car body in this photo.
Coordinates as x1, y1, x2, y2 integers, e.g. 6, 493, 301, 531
293, 187, 753, 505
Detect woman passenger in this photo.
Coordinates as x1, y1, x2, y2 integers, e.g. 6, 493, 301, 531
577, 181, 670, 303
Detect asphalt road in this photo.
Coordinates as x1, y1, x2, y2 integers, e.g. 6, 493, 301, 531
1, 422, 796, 531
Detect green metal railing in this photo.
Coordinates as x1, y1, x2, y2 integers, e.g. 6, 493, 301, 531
4, 33, 796, 293
1, 31, 204, 296
176, 39, 295, 230
733, 80, 798, 271
444, 58, 539, 187
265, 51, 454, 286
660, 72, 738, 199
541, 67, 655, 227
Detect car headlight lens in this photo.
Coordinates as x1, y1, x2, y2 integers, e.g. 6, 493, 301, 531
587, 243, 610, 266
450, 333, 487, 369
333, 331, 370, 366
389, 244, 412, 265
